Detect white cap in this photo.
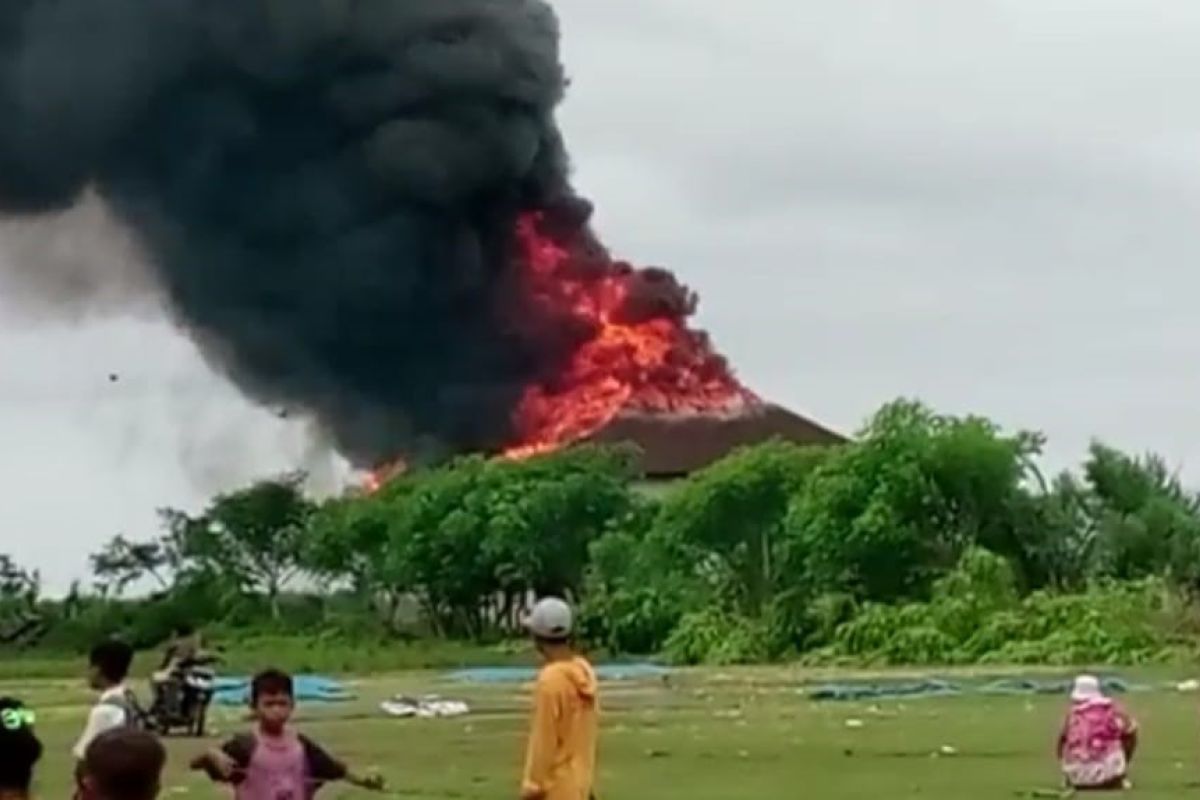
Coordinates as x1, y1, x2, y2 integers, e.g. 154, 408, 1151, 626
1071, 674, 1103, 702
525, 597, 573, 640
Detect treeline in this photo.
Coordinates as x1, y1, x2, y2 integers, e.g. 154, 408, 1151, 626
3, 399, 1200, 666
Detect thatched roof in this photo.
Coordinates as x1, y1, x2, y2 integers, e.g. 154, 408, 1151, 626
584, 402, 846, 478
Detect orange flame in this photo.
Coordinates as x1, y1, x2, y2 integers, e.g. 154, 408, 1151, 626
362, 459, 408, 493
504, 213, 754, 457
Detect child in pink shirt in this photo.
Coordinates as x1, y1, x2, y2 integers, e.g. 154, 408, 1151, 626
1057, 675, 1138, 791
192, 669, 383, 800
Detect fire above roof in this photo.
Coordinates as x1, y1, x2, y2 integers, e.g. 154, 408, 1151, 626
582, 402, 846, 478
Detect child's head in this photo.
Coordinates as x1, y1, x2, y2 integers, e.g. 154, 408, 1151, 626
88, 640, 134, 690
1070, 674, 1104, 704
81, 728, 165, 800
250, 668, 294, 732
0, 698, 42, 797
525, 597, 574, 660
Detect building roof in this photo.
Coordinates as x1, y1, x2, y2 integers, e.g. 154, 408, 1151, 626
583, 402, 846, 478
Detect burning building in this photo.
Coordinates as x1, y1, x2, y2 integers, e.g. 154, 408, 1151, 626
584, 405, 846, 482
0, 0, 841, 477
500, 212, 844, 478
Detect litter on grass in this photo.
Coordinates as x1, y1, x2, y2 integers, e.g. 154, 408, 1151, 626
380, 695, 470, 719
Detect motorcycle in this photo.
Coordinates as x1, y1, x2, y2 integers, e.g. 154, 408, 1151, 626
148, 653, 219, 736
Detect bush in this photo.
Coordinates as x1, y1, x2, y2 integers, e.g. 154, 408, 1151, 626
578, 585, 682, 656
818, 549, 1177, 666
663, 608, 770, 666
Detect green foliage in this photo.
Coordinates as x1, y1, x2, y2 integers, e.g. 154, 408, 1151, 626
89, 535, 177, 595
786, 400, 1042, 602
166, 474, 316, 618
663, 608, 771, 666
1083, 444, 1200, 590
653, 441, 829, 616
578, 499, 685, 654
11, 397, 1200, 669
821, 548, 1175, 666
386, 447, 635, 637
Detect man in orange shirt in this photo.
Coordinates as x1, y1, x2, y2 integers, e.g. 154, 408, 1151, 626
520, 597, 599, 800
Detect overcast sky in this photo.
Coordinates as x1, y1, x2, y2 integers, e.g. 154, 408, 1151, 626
3, 0, 1199, 591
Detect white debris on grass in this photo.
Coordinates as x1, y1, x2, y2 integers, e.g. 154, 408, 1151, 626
380, 695, 470, 719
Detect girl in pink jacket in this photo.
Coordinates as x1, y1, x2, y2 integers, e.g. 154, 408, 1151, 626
1057, 675, 1138, 791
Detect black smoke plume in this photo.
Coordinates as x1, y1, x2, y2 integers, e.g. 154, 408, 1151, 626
0, 0, 665, 465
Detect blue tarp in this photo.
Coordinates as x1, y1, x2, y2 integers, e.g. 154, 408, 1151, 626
807, 675, 1132, 702
808, 679, 960, 701
212, 674, 353, 706
978, 676, 1130, 696
448, 663, 669, 684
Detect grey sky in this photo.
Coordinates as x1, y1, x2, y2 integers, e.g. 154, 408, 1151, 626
3, 1, 1199, 590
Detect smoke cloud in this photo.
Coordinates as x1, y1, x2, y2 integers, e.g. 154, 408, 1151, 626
0, 0, 697, 465
0, 189, 158, 319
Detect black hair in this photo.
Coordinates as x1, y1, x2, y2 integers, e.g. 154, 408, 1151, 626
89, 639, 135, 684
534, 633, 571, 646
175, 624, 195, 637
0, 697, 43, 794
84, 728, 165, 800
250, 669, 294, 705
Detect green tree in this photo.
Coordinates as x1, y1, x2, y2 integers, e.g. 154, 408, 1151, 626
786, 400, 1041, 602
1012, 472, 1098, 590
306, 478, 418, 630
0, 554, 42, 645
579, 497, 680, 654
0, 554, 38, 603
89, 534, 178, 595
385, 457, 500, 637
164, 474, 315, 619
1083, 444, 1200, 591
652, 440, 828, 617
482, 447, 635, 606
380, 448, 634, 638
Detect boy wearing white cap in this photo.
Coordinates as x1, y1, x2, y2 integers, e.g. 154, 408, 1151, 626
519, 597, 598, 800
1057, 674, 1138, 790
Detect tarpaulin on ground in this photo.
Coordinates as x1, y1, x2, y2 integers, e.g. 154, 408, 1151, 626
807, 675, 1131, 702
212, 674, 353, 706
448, 663, 669, 684
807, 679, 961, 701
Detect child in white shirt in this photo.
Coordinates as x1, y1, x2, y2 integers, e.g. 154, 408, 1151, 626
74, 640, 141, 762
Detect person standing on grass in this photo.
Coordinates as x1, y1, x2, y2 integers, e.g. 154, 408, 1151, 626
78, 728, 165, 800
192, 668, 384, 799
75, 640, 143, 762
0, 697, 42, 800
1057, 674, 1139, 791
520, 597, 599, 800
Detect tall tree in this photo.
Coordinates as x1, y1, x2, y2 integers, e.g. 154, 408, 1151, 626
89, 534, 177, 595
787, 400, 1041, 601
164, 474, 315, 618
653, 440, 829, 617
1083, 443, 1200, 591
305, 478, 418, 629
0, 554, 42, 644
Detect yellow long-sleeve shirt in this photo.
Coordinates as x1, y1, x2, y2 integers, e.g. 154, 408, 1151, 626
521, 655, 599, 800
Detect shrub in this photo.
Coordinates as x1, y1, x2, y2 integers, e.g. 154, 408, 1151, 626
663, 608, 770, 666
822, 550, 1176, 666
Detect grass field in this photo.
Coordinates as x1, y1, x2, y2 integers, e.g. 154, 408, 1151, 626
12, 667, 1200, 799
